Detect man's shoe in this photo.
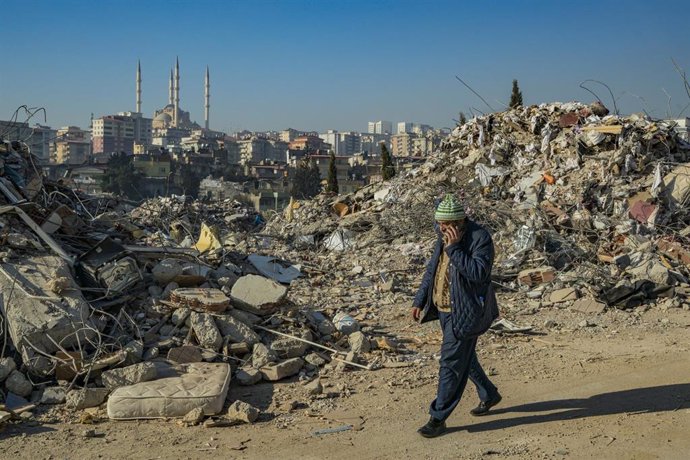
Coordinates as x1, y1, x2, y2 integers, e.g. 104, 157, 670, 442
470, 393, 502, 416
417, 417, 447, 438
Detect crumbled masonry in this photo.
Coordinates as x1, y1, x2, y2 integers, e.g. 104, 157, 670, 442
1, 101, 690, 427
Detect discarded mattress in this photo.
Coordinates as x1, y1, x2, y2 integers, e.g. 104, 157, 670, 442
107, 363, 231, 420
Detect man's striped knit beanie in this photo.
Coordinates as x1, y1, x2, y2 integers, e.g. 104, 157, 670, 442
434, 193, 465, 222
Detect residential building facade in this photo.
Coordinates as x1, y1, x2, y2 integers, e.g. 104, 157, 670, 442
92, 115, 135, 155
367, 120, 392, 135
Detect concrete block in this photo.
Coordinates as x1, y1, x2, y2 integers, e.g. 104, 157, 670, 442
0, 357, 16, 382
190, 312, 223, 352
260, 358, 304, 381
236, 367, 262, 386
227, 400, 259, 423
101, 362, 157, 390
4, 370, 32, 397
0, 256, 97, 375
550, 287, 579, 303
215, 314, 260, 346
230, 275, 287, 315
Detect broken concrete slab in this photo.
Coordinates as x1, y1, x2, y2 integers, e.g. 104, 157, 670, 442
39, 386, 66, 405
227, 308, 261, 327
227, 400, 259, 424
101, 362, 158, 391
65, 388, 110, 410
227, 342, 251, 355
270, 335, 310, 359
214, 314, 260, 346
171, 288, 230, 313
236, 367, 262, 386
171, 307, 190, 327
571, 297, 607, 314
251, 343, 277, 369
161, 281, 179, 301
247, 254, 301, 285
152, 258, 184, 285
348, 331, 371, 354
305, 311, 336, 336
4, 370, 32, 397
190, 312, 223, 352
182, 407, 205, 425
305, 352, 328, 367
260, 358, 304, 381
627, 259, 675, 285
550, 287, 579, 303
230, 274, 288, 316
167, 346, 203, 364
0, 255, 97, 376
0, 357, 16, 382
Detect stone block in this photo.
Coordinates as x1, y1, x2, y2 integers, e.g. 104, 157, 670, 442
348, 331, 370, 354
0, 357, 16, 382
227, 400, 259, 424
260, 358, 304, 381
215, 314, 260, 346
550, 287, 579, 303
230, 275, 287, 315
101, 362, 157, 391
251, 343, 277, 369
190, 312, 223, 352
0, 256, 97, 375
40, 386, 66, 405
4, 370, 32, 397
571, 297, 606, 314
236, 367, 262, 386
167, 346, 203, 364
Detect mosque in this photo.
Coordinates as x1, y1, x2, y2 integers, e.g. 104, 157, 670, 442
151, 58, 210, 131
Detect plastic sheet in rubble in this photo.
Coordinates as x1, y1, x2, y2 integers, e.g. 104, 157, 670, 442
323, 229, 354, 251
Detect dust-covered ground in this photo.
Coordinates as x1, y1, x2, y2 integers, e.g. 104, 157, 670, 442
2, 305, 689, 460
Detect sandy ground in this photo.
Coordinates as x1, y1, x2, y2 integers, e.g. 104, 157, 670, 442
2, 306, 689, 460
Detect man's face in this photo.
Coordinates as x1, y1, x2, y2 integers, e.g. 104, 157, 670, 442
438, 219, 465, 234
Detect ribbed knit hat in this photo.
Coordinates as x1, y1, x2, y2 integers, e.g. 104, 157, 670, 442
435, 193, 465, 222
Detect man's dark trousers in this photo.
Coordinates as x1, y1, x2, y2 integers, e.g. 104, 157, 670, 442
430, 311, 498, 421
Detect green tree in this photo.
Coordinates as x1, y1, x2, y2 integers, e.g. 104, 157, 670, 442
326, 151, 339, 194
100, 152, 143, 200
509, 79, 523, 108
380, 144, 395, 181
291, 157, 321, 199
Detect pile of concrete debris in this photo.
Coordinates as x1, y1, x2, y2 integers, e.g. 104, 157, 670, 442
265, 101, 690, 315
0, 149, 379, 427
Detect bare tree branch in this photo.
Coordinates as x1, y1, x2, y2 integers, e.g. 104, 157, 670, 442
671, 58, 690, 99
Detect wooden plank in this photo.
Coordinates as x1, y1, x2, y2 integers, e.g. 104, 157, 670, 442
581, 125, 623, 135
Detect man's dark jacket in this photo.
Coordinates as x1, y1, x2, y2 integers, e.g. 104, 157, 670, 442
413, 219, 499, 339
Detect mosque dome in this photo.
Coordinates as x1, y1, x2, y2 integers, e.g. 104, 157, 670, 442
154, 112, 172, 122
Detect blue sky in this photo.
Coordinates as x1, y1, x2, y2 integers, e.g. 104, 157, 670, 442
1, 0, 688, 134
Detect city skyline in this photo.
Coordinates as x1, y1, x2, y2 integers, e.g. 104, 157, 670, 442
1, 0, 689, 134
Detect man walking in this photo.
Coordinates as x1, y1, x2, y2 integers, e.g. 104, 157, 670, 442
412, 193, 501, 438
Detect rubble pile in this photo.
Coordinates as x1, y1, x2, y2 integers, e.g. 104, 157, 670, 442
129, 195, 264, 247
2, 101, 690, 430
265, 101, 690, 316
0, 148, 385, 428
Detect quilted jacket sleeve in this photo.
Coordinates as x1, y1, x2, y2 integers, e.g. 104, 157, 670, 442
445, 229, 494, 283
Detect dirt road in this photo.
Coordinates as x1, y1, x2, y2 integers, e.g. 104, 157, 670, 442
2, 307, 689, 460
